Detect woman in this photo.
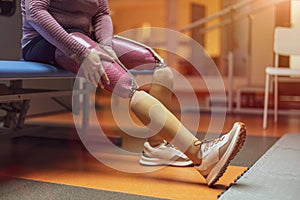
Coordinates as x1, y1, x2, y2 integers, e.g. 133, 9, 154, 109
21, 0, 246, 187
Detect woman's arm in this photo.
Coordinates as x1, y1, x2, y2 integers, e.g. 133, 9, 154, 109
25, 0, 90, 63
92, 0, 113, 47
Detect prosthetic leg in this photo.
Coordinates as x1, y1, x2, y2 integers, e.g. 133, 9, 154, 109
113, 36, 177, 145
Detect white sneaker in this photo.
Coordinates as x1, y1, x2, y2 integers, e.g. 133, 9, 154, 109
140, 140, 193, 167
195, 122, 246, 187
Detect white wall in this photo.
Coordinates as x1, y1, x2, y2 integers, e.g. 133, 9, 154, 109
290, 0, 300, 69
249, 6, 275, 86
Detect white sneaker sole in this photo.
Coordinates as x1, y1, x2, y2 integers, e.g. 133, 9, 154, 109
206, 122, 246, 187
140, 155, 193, 167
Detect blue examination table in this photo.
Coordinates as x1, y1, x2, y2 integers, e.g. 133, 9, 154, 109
0, 60, 90, 133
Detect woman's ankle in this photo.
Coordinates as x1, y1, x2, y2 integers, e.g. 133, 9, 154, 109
186, 139, 202, 165
147, 139, 165, 147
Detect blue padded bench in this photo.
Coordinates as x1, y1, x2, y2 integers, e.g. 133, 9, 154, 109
0, 60, 75, 79
0, 60, 90, 132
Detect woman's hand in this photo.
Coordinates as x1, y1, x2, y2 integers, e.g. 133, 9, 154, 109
102, 45, 118, 60
101, 45, 124, 67
80, 49, 113, 88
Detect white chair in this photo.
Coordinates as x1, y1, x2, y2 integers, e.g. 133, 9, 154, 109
263, 27, 300, 129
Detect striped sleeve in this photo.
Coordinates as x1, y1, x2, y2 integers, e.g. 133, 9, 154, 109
25, 0, 90, 64
92, 0, 113, 47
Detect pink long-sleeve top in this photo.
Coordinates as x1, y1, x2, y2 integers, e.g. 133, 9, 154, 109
21, 0, 113, 64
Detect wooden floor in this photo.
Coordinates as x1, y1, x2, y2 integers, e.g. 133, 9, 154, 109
1, 93, 299, 199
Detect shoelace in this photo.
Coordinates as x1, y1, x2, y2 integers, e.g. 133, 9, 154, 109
164, 141, 177, 150
163, 141, 191, 161
201, 135, 225, 152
